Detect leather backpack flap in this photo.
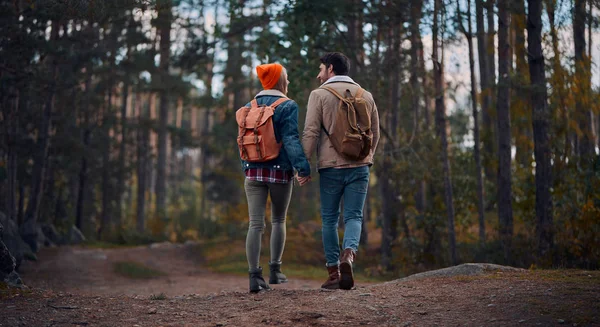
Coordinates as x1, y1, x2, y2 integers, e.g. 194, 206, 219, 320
242, 106, 275, 129
235, 106, 248, 127
353, 97, 372, 133
331, 100, 349, 144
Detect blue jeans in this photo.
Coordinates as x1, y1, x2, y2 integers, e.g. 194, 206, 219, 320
319, 166, 370, 267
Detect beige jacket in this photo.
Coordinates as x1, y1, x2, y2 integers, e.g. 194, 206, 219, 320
302, 76, 380, 170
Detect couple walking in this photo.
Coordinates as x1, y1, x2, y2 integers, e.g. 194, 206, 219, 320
237, 52, 380, 293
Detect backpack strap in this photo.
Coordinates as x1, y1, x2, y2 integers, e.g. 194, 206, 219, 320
321, 86, 363, 99
251, 97, 289, 108
269, 97, 289, 109
355, 88, 364, 98
319, 86, 347, 137
238, 104, 252, 160
320, 86, 345, 101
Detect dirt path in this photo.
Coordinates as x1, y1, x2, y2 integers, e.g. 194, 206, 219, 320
16, 244, 323, 296
1, 245, 599, 327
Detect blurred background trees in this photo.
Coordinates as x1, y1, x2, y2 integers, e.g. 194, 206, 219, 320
1, 0, 599, 276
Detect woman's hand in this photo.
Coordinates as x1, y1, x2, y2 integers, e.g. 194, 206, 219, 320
296, 175, 311, 186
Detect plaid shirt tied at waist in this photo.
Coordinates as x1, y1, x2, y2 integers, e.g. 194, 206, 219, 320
245, 168, 293, 184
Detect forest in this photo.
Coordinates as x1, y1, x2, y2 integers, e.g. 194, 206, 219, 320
1, 0, 599, 278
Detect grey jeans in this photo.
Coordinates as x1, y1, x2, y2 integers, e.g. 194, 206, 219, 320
244, 178, 293, 272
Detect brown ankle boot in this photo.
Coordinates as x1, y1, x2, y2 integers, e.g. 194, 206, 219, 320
321, 265, 340, 289
339, 248, 356, 290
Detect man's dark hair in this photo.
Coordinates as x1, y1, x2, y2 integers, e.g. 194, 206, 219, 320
320, 52, 350, 76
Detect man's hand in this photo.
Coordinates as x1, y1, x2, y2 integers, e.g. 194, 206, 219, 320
296, 175, 311, 186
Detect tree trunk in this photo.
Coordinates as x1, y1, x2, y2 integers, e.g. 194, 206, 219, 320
486, 0, 496, 90
546, 0, 570, 171
75, 69, 92, 232
411, 0, 428, 215
6, 139, 18, 223
99, 91, 113, 240
99, 23, 121, 240
199, 45, 215, 222
496, 0, 514, 264
420, 45, 431, 130
484, 0, 497, 183
460, 0, 486, 245
5, 87, 19, 223
589, 1, 597, 151
475, 0, 490, 155
155, 0, 172, 223
379, 35, 397, 270
388, 22, 403, 243
512, 0, 532, 167
21, 20, 59, 252
224, 0, 247, 113
574, 0, 594, 159
527, 0, 554, 264
115, 82, 130, 230
137, 93, 148, 233
433, 0, 457, 266
410, 0, 423, 137
43, 159, 55, 224
199, 106, 210, 222
347, 0, 364, 78
379, 158, 394, 271
17, 184, 25, 225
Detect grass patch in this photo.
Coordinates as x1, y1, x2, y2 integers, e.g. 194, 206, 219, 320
113, 261, 166, 279
0, 281, 32, 300
192, 239, 389, 283
149, 293, 167, 300
528, 269, 600, 284
84, 241, 135, 249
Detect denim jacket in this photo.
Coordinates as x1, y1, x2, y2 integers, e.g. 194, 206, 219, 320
239, 90, 311, 177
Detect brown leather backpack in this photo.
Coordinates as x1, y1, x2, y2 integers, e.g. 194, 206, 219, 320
320, 86, 373, 161
236, 97, 289, 162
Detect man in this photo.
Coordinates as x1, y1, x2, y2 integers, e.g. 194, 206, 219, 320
299, 52, 380, 290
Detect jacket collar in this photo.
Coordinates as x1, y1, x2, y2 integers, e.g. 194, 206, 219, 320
255, 89, 287, 98
321, 75, 360, 87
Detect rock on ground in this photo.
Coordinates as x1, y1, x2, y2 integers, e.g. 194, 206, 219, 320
68, 225, 86, 244
0, 220, 22, 287
387, 263, 527, 284
0, 213, 33, 270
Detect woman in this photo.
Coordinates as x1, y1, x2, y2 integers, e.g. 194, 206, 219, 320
239, 63, 311, 293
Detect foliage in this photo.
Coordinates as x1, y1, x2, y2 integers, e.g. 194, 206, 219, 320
0, 0, 598, 278
113, 261, 166, 279
149, 292, 167, 300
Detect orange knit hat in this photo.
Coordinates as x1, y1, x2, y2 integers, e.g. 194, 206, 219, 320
256, 63, 283, 90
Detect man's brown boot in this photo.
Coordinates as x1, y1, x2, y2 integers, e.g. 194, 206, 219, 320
321, 265, 340, 289
339, 248, 356, 290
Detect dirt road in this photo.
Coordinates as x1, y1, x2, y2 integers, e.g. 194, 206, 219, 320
16, 243, 322, 296
1, 244, 598, 326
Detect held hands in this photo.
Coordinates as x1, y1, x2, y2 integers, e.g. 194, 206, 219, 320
296, 175, 312, 186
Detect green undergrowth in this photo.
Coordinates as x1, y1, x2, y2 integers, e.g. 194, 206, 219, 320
0, 282, 32, 299
84, 241, 136, 249
113, 261, 166, 279
149, 293, 167, 300
191, 238, 390, 283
